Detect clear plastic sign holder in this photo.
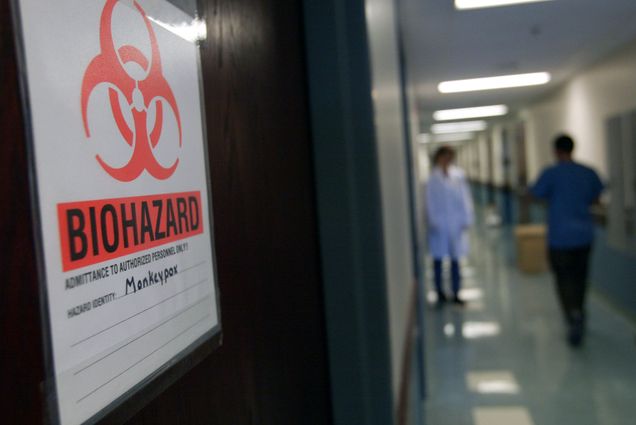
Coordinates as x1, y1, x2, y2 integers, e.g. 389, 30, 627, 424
10, 1, 222, 423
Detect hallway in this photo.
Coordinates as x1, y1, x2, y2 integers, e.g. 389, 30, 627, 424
423, 224, 636, 425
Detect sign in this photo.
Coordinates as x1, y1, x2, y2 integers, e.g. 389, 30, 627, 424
14, 1, 221, 424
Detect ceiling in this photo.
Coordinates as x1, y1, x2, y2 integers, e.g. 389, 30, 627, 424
400, 0, 636, 130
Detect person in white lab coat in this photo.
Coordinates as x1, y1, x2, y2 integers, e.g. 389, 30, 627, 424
425, 146, 474, 305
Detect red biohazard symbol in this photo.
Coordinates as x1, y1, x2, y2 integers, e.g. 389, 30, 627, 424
81, 0, 182, 182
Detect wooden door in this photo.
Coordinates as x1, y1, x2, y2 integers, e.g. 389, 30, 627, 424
0, 0, 332, 423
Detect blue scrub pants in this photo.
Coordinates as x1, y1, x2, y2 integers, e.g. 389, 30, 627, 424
548, 245, 591, 324
433, 258, 460, 296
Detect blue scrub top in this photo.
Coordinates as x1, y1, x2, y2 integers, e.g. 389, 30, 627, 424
531, 161, 604, 249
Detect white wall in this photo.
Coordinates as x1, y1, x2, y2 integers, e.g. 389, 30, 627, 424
491, 124, 505, 186
467, 138, 480, 180
477, 133, 489, 183
523, 39, 636, 180
417, 144, 431, 184
365, 0, 416, 403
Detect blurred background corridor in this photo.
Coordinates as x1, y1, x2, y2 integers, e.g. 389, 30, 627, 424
401, 1, 636, 424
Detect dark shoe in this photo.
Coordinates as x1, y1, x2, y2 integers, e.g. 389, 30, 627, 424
567, 316, 584, 348
452, 295, 465, 306
436, 292, 447, 306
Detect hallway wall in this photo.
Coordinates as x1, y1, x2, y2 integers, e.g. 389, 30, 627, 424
455, 38, 636, 190
366, 0, 417, 404
519, 38, 636, 319
475, 134, 489, 184
522, 38, 636, 180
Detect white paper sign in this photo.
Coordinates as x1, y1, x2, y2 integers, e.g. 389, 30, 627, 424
15, 1, 220, 424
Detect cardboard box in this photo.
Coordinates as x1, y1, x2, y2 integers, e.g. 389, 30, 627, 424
514, 224, 548, 273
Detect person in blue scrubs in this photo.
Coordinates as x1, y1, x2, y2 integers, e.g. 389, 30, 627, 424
426, 146, 474, 305
530, 135, 604, 347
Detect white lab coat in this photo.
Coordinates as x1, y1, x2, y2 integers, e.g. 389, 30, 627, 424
425, 166, 474, 259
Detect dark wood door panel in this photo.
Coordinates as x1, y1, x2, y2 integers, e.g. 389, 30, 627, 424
0, 0, 46, 422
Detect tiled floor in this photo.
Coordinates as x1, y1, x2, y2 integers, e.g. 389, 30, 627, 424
422, 226, 636, 425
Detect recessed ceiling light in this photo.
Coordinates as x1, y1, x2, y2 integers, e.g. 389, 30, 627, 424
439, 72, 550, 93
433, 132, 476, 143
455, 0, 552, 10
432, 121, 486, 134
433, 105, 508, 121
419, 133, 475, 144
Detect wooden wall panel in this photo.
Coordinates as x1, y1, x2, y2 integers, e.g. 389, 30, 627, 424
1, 0, 332, 423
0, 0, 46, 422
127, 0, 332, 422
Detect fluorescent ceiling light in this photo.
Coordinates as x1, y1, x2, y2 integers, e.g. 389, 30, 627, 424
434, 105, 508, 121
455, 0, 552, 10
432, 121, 486, 134
439, 72, 550, 93
433, 132, 476, 143
418, 133, 476, 144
